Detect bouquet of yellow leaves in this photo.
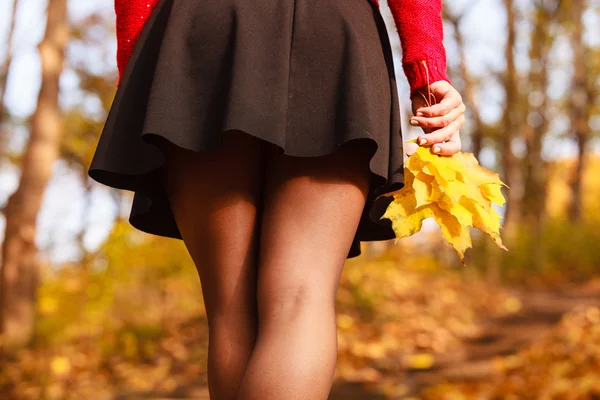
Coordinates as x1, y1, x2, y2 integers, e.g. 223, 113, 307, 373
378, 140, 508, 265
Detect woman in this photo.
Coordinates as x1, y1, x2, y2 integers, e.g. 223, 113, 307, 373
89, 0, 465, 398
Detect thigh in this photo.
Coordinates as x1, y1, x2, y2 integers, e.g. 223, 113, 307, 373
256, 141, 372, 318
161, 130, 267, 322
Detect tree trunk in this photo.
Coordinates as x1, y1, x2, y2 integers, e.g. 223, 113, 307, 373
0, 0, 68, 348
0, 0, 21, 158
522, 3, 553, 220
500, 0, 521, 236
521, 2, 555, 271
568, 0, 592, 221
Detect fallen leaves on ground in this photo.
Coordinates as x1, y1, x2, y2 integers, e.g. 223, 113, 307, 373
422, 305, 600, 399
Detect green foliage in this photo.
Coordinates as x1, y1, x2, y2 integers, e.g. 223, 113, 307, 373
468, 218, 600, 287
35, 221, 202, 346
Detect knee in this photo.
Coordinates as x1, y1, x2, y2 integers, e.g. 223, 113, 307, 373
208, 311, 258, 351
257, 282, 335, 322
208, 298, 258, 329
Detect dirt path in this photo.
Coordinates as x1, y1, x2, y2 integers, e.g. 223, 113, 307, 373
401, 280, 600, 395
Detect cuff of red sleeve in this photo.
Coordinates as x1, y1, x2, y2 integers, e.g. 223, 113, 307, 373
403, 59, 452, 99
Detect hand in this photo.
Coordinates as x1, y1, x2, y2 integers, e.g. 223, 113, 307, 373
410, 80, 465, 156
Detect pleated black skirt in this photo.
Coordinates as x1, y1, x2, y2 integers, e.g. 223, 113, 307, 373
88, 0, 404, 259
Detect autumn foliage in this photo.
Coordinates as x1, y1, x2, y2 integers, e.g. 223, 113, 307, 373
380, 142, 508, 264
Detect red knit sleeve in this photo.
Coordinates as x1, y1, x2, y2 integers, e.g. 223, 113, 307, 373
114, 0, 160, 87
386, 0, 452, 99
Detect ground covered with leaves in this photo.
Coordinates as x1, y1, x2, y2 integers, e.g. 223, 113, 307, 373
1, 227, 599, 399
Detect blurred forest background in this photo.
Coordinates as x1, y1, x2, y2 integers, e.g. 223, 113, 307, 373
0, 0, 599, 398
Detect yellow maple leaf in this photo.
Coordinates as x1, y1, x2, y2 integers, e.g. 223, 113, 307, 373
381, 184, 434, 240
438, 199, 473, 227
429, 202, 473, 260
378, 141, 509, 264
413, 172, 435, 207
481, 183, 506, 206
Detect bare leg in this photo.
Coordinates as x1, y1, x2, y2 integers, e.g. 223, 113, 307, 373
236, 140, 373, 400
161, 130, 266, 400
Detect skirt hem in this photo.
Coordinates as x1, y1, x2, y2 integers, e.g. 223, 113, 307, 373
89, 127, 402, 259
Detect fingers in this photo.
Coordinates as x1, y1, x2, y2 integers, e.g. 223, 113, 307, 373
431, 131, 461, 156
417, 114, 465, 147
415, 91, 462, 118
410, 103, 466, 129
410, 82, 465, 156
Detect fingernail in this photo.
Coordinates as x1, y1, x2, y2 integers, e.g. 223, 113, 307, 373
433, 146, 441, 153
419, 138, 427, 145
417, 112, 424, 117
410, 119, 419, 126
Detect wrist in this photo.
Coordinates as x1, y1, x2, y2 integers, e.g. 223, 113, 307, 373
404, 59, 451, 99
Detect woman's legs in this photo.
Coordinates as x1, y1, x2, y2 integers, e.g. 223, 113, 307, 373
163, 130, 372, 400
161, 130, 266, 400
236, 140, 373, 400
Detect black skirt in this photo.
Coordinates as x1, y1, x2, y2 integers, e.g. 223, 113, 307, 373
88, 0, 404, 259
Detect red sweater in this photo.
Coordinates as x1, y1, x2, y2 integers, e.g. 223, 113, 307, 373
114, 0, 451, 98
